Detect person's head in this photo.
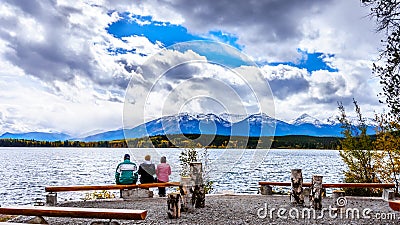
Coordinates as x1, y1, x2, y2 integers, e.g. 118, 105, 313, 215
124, 154, 130, 160
144, 155, 151, 161
160, 156, 167, 163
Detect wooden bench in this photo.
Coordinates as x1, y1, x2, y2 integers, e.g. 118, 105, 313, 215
44, 182, 181, 205
0, 206, 147, 220
389, 200, 400, 211
259, 181, 395, 197
45, 182, 180, 192
258, 181, 395, 189
0, 223, 43, 225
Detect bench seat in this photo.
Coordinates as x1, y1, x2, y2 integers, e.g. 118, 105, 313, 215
0, 223, 45, 225
45, 182, 180, 192
258, 182, 395, 189
0, 206, 147, 220
389, 200, 400, 211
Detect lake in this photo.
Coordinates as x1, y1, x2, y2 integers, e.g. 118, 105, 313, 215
0, 147, 346, 206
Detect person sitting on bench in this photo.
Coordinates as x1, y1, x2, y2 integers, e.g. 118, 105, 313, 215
115, 154, 138, 197
138, 155, 156, 187
156, 156, 171, 197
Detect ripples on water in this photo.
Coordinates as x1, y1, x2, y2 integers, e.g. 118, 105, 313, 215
0, 147, 345, 206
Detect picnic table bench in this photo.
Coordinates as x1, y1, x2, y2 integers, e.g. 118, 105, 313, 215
44, 182, 181, 205
45, 182, 180, 192
0, 206, 147, 222
258, 181, 396, 189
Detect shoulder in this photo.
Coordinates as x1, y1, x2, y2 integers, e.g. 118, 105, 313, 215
127, 161, 137, 165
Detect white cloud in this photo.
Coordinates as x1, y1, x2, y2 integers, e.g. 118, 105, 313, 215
0, 73, 123, 136
0, 0, 387, 137
124, 46, 275, 128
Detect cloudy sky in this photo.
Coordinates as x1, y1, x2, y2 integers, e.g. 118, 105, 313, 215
0, 0, 385, 137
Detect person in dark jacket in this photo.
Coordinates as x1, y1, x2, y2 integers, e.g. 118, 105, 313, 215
138, 154, 156, 184
115, 154, 138, 185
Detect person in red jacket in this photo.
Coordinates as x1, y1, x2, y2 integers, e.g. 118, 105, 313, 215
156, 156, 171, 197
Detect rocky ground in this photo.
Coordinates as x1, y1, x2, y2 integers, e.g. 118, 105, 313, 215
8, 194, 400, 225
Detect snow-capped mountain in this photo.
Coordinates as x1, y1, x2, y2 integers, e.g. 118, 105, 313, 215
0, 113, 377, 141
0, 132, 71, 141
289, 113, 323, 127
219, 113, 248, 123
325, 115, 377, 126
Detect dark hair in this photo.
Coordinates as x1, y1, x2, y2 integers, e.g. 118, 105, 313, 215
124, 154, 130, 160
160, 156, 167, 163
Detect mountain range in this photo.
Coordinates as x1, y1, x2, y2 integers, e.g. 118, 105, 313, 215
0, 113, 376, 142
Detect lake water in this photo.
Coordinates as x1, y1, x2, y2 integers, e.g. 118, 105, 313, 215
0, 147, 346, 206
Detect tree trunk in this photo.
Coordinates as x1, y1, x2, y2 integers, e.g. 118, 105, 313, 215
290, 169, 304, 205
180, 176, 193, 212
190, 162, 205, 208
310, 175, 323, 210
167, 192, 181, 219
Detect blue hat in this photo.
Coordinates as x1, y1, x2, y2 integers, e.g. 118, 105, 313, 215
124, 154, 130, 160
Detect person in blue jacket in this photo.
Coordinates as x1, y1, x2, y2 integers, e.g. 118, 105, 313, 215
115, 154, 138, 185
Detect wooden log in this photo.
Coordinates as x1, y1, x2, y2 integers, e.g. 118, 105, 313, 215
139, 182, 180, 189
0, 223, 47, 225
45, 184, 137, 192
190, 162, 205, 208
0, 206, 147, 220
167, 192, 181, 219
259, 182, 292, 186
258, 182, 395, 189
332, 190, 346, 213
321, 183, 395, 188
332, 190, 345, 203
179, 177, 193, 212
45, 182, 180, 192
310, 175, 323, 210
190, 162, 203, 185
290, 169, 304, 205
0, 223, 46, 225
191, 185, 205, 208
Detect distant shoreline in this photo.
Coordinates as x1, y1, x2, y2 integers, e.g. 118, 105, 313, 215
0, 134, 346, 149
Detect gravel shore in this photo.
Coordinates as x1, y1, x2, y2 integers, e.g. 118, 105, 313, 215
9, 194, 400, 225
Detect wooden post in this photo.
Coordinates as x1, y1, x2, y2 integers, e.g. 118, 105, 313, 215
382, 189, 395, 201
290, 169, 304, 205
260, 185, 273, 195
190, 162, 205, 208
180, 176, 193, 212
46, 193, 57, 206
332, 189, 346, 213
190, 162, 203, 185
310, 175, 323, 210
167, 192, 181, 219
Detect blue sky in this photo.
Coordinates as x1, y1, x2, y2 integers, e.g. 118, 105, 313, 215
0, 0, 384, 136
107, 13, 337, 73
